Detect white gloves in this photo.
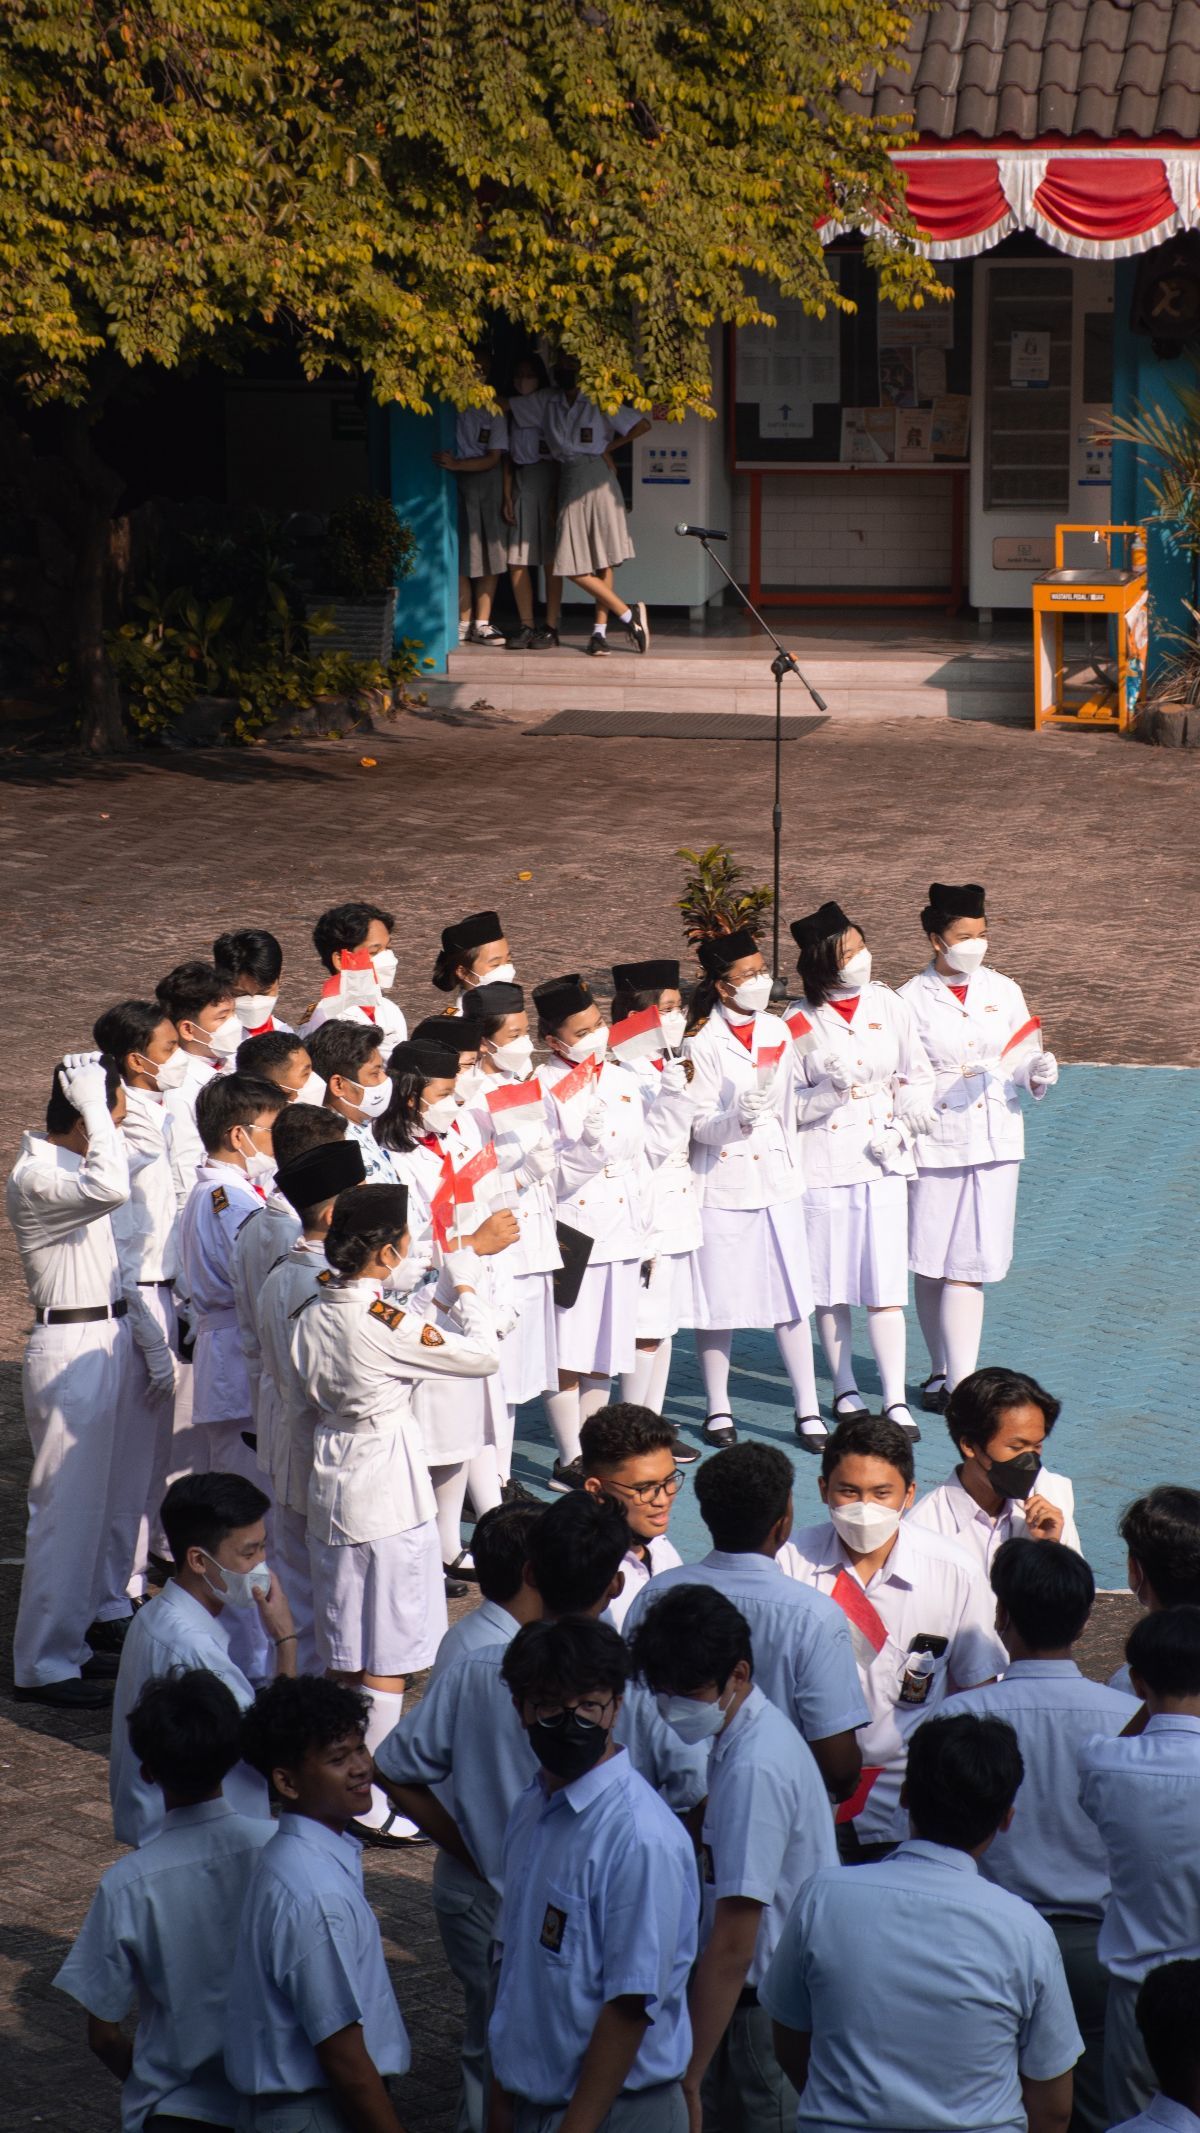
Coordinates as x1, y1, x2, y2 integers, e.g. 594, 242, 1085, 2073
59, 1052, 111, 1114
521, 1137, 557, 1182
581, 1098, 609, 1148
867, 1126, 905, 1167
145, 1344, 179, 1398
823, 1053, 854, 1095
737, 1086, 773, 1128
901, 1103, 939, 1137
1030, 1050, 1058, 1090
659, 1055, 688, 1093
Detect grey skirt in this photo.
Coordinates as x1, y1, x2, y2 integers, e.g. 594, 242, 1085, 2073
458, 463, 508, 577
552, 456, 635, 577
508, 457, 558, 568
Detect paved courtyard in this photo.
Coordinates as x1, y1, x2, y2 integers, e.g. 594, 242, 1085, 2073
0, 708, 1195, 2126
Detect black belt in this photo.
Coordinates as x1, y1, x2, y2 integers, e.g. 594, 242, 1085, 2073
137, 1278, 171, 1287
35, 1300, 128, 1325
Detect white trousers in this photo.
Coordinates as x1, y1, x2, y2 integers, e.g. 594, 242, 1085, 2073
13, 1316, 132, 1687
102, 1282, 180, 1609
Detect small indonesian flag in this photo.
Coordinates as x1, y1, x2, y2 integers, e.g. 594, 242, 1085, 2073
755, 1042, 786, 1091
431, 1143, 499, 1245
1001, 1015, 1042, 1068
485, 1077, 544, 1121
552, 1056, 601, 1112
320, 946, 379, 1008
429, 1154, 458, 1249
455, 1143, 499, 1201
785, 1008, 819, 1058
608, 1005, 663, 1063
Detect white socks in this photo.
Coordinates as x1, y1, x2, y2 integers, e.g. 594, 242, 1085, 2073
914, 1275, 947, 1379
696, 1330, 733, 1417
775, 1317, 820, 1420
644, 1338, 673, 1414
815, 1305, 859, 1399
867, 1308, 908, 1415
579, 1377, 612, 1428
942, 1282, 985, 1390
359, 1687, 415, 1834
619, 1349, 655, 1407
466, 1445, 504, 1519
544, 1385, 582, 1465
430, 1462, 470, 1567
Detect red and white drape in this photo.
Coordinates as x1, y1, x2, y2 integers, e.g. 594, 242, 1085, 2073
827, 151, 1200, 261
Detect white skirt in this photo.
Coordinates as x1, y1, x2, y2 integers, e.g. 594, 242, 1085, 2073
415, 1373, 487, 1465
552, 458, 635, 577
310, 1518, 446, 1675
805, 1176, 909, 1309
636, 1250, 693, 1340
689, 1199, 814, 1330
500, 1270, 559, 1404
908, 1161, 1021, 1285
555, 1257, 640, 1376
508, 458, 557, 568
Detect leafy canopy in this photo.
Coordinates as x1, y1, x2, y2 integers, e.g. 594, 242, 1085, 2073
0, 0, 939, 413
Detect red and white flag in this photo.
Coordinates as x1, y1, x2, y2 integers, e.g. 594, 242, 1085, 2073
484, 1077, 544, 1122
608, 1006, 663, 1063
319, 946, 379, 1009
755, 1042, 786, 1090
785, 1008, 819, 1058
551, 1056, 601, 1114
1000, 1015, 1042, 1071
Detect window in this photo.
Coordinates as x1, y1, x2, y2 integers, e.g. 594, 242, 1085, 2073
984, 266, 1073, 509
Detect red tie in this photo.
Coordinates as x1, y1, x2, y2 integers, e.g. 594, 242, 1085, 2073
726, 1019, 754, 1052
828, 996, 858, 1025
948, 984, 968, 1006
830, 1568, 887, 1824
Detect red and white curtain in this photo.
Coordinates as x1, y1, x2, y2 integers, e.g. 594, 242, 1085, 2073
828, 152, 1200, 261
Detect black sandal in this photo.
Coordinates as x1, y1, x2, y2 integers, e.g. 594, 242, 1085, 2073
794, 1415, 829, 1453
702, 1413, 738, 1448
883, 1403, 921, 1444
919, 1373, 949, 1414
832, 1392, 869, 1420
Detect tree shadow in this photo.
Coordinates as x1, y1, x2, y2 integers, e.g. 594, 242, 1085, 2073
0, 746, 338, 791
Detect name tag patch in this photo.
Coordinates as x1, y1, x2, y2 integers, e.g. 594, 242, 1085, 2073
210, 1185, 229, 1213
479, 426, 491, 445
580, 426, 593, 444
540, 1903, 568, 1953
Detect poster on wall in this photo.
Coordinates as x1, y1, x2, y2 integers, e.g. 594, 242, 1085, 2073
930, 394, 971, 458
641, 445, 691, 484
737, 291, 840, 438
1010, 330, 1051, 386
896, 410, 934, 463
840, 407, 896, 463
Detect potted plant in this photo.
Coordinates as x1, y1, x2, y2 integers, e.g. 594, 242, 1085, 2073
1135, 603, 1200, 748
675, 843, 773, 965
310, 496, 417, 661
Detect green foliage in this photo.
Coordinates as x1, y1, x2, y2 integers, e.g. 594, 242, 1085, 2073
324, 496, 417, 599
1108, 365, 1200, 562
675, 843, 773, 946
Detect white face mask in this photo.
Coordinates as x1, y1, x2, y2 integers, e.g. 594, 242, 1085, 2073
488, 1034, 534, 1078
238, 1135, 276, 1186
138, 1048, 189, 1094
474, 960, 516, 989
200, 1550, 272, 1609
656, 1689, 731, 1744
940, 937, 988, 976
382, 1249, 423, 1297
372, 948, 398, 993
658, 1010, 687, 1052
345, 1075, 391, 1120
829, 1500, 902, 1552
727, 973, 772, 1016
195, 1013, 241, 1060
562, 1026, 608, 1065
234, 992, 278, 1029
422, 1094, 458, 1134
292, 1071, 327, 1107
836, 949, 872, 992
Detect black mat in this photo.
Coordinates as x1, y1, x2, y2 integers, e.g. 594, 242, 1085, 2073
529, 710, 828, 740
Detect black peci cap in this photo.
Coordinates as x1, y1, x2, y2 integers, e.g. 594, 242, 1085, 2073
462, 981, 525, 1019
532, 973, 594, 1025
696, 929, 759, 977
611, 958, 680, 994
790, 901, 853, 952
441, 910, 503, 955
928, 882, 986, 919
275, 1138, 366, 1214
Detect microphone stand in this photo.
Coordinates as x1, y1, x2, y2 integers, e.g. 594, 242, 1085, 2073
696, 536, 828, 994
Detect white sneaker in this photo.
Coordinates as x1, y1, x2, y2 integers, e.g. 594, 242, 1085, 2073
469, 620, 506, 645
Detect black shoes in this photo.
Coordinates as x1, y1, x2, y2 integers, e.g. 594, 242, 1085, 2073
86, 1616, 132, 1657
531, 626, 559, 649
506, 626, 536, 651
919, 1374, 949, 1414
14, 1675, 114, 1708
549, 1456, 586, 1494
501, 1475, 544, 1504
702, 1414, 737, 1448
586, 630, 608, 657
794, 1417, 829, 1454
624, 600, 650, 654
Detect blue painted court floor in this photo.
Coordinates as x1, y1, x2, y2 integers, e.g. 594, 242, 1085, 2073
510, 1068, 1199, 1591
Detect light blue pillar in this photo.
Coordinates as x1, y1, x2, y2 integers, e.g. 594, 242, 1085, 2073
382, 403, 458, 673
1111, 264, 1193, 677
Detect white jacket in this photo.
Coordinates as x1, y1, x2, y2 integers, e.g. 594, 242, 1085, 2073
628, 1057, 703, 1257
542, 1054, 648, 1263
898, 964, 1046, 1169
683, 1008, 806, 1211
464, 1068, 563, 1278
790, 984, 935, 1188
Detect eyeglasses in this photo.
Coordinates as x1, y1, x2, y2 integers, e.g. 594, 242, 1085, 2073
529, 1695, 616, 1730
606, 1469, 685, 1505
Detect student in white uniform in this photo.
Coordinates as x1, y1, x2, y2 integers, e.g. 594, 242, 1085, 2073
307, 1020, 397, 1179
109, 1471, 293, 1844
761, 1711, 1083, 2133
533, 972, 650, 1489
488, 1616, 700, 2133
1108, 1960, 1200, 2133
214, 926, 292, 1037
909, 1365, 1082, 1570
899, 881, 1059, 1405
1079, 1607, 1200, 2125
227, 1677, 412, 2133
155, 962, 242, 1210
942, 1538, 1139, 2133
1113, 1488, 1200, 1691
581, 1405, 684, 1632
631, 1584, 837, 2133
236, 1029, 319, 1105
434, 401, 511, 643
430, 906, 519, 1010
787, 901, 936, 1446
546, 352, 651, 656
9, 1052, 133, 1707
300, 900, 407, 1058
610, 956, 700, 1422
501, 350, 561, 650
683, 929, 821, 1448
57, 1669, 275, 2133
782, 1414, 1006, 1859
623, 1440, 867, 1804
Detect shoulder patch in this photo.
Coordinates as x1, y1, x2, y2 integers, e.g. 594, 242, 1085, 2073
420, 1322, 446, 1348
369, 1296, 405, 1331
301, 999, 318, 1022
317, 1267, 336, 1285
210, 1185, 229, 1213
687, 1016, 709, 1036
683, 1058, 695, 1084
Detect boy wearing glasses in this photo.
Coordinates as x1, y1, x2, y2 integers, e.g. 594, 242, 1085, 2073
581, 1405, 683, 1633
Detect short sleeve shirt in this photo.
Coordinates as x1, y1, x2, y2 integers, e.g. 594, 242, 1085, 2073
455, 408, 509, 458
544, 393, 641, 463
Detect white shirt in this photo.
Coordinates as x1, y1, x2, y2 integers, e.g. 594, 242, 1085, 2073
683, 1008, 807, 1210
178, 1162, 265, 1423
6, 1120, 128, 1311
109, 1580, 270, 1844
702, 1687, 837, 1986
939, 1660, 1139, 1917
255, 1238, 327, 1513
230, 1191, 300, 1442
897, 962, 1045, 1169
544, 392, 641, 462
629, 1058, 703, 1257
782, 1520, 1007, 1841
299, 989, 407, 1061
1111, 2105, 1200, 2133
163, 1054, 217, 1210
455, 406, 508, 458
54, 1799, 274, 2132
118, 1087, 180, 1282
466, 1075, 562, 1278
791, 983, 935, 1187
603, 1534, 682, 1633
908, 1466, 1082, 1570
505, 387, 553, 466
542, 1054, 649, 1265
1078, 1712, 1200, 1979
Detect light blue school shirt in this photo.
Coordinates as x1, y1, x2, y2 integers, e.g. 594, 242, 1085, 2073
760, 1838, 1082, 2133
109, 1580, 270, 1845
430, 1596, 518, 1682
54, 1799, 275, 2132
1078, 1712, 1200, 1980
1111, 2104, 1200, 2133
488, 1748, 699, 2106
624, 1549, 868, 1745
224, 1813, 410, 2097
701, 1686, 837, 1987
940, 1660, 1139, 1918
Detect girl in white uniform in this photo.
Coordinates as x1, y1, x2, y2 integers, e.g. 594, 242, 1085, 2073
683, 929, 821, 1448
545, 354, 651, 657
608, 957, 701, 1424
433, 404, 510, 644
899, 883, 1059, 1402
532, 972, 649, 1490
430, 908, 517, 1017
501, 352, 561, 650
788, 901, 936, 1449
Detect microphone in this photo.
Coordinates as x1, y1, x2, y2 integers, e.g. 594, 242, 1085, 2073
674, 523, 728, 541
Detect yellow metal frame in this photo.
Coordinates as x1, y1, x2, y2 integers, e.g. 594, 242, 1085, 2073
1032, 523, 1148, 734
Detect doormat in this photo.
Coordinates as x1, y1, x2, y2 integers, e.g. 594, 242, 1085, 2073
528, 710, 828, 740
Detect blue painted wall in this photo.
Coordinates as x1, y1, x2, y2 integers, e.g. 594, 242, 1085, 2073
381, 403, 459, 674
1112, 261, 1194, 673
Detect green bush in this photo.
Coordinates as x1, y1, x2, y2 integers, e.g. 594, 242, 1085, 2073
323, 496, 417, 599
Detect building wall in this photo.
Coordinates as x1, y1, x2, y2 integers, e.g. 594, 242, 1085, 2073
1111, 260, 1193, 676
730, 472, 954, 590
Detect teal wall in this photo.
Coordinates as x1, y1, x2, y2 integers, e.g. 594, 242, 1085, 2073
378, 403, 459, 673
1112, 262, 1194, 673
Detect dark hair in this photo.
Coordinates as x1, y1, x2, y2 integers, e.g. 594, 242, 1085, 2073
431, 931, 506, 995
213, 928, 284, 990
45, 1055, 122, 1135
684, 970, 721, 1035
508, 349, 550, 393
472, 1501, 545, 1604
236, 1031, 306, 1081
821, 1413, 915, 1488
1120, 1487, 1200, 1606
610, 980, 688, 1025
195, 1071, 286, 1155
694, 1442, 793, 1552
797, 920, 862, 1009
464, 1005, 512, 1043
92, 1000, 172, 1075
272, 1103, 346, 1168
324, 1182, 409, 1277
502, 1617, 630, 1706
241, 1675, 371, 1780
375, 1058, 436, 1154
1126, 1605, 1200, 1697
312, 901, 394, 974
945, 1366, 1061, 1454
155, 959, 233, 1026
127, 1668, 243, 1797
306, 1019, 384, 1089
905, 1713, 1024, 1851
1136, 1958, 1200, 2091
580, 1403, 676, 1474
921, 898, 986, 940
527, 1492, 631, 1615
991, 1537, 1094, 1650
161, 1471, 270, 1564
629, 1584, 753, 1695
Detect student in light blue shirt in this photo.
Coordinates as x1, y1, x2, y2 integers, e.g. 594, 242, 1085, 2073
226, 1676, 411, 2133
622, 1442, 867, 1802
1109, 1958, 1200, 2133
1079, 1607, 1200, 2128
630, 1583, 837, 2133
762, 1711, 1082, 2133
488, 1618, 698, 2133
56, 1670, 275, 2133
429, 1501, 544, 1684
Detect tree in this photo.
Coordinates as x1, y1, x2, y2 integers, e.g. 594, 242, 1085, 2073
0, 0, 939, 747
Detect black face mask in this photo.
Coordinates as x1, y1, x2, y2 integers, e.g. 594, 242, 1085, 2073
529, 1713, 609, 1784
987, 1451, 1041, 1502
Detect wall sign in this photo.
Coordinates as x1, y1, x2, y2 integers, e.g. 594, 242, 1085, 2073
992, 535, 1055, 571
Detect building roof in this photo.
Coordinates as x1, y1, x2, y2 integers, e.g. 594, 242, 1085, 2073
840, 1, 1200, 143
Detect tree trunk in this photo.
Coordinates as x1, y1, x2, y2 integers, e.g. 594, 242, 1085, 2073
61, 407, 127, 753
